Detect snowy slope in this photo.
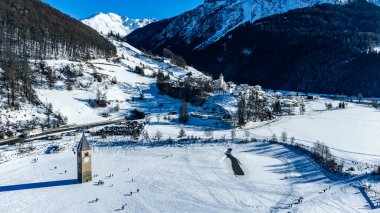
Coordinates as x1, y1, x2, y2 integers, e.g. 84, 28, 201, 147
34, 39, 205, 125
0, 138, 370, 212
250, 100, 380, 163
81, 13, 155, 37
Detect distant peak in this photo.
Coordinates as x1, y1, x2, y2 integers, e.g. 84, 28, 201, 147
82, 12, 156, 37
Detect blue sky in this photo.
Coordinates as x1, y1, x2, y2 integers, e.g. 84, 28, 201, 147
42, 0, 204, 20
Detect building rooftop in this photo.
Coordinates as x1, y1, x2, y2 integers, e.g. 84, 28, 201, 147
77, 132, 91, 152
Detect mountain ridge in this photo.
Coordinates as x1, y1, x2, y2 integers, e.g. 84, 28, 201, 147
82, 13, 156, 37
127, 0, 380, 96
126, 0, 357, 51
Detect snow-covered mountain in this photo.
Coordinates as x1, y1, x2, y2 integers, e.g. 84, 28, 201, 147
126, 0, 380, 50
127, 0, 380, 97
82, 13, 156, 37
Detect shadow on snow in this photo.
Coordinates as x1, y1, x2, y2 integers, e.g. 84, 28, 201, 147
0, 179, 79, 192
241, 142, 335, 184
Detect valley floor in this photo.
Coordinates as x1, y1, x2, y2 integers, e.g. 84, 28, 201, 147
0, 138, 372, 213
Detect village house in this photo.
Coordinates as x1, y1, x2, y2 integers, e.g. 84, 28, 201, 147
226, 82, 236, 94
233, 84, 250, 96
213, 73, 227, 93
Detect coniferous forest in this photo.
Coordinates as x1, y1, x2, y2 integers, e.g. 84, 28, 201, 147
0, 0, 116, 59
0, 0, 116, 107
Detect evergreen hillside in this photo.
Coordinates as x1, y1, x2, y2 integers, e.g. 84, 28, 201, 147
0, 0, 116, 59
0, 0, 116, 108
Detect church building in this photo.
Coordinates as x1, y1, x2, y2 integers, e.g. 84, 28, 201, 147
77, 132, 92, 183
214, 73, 227, 92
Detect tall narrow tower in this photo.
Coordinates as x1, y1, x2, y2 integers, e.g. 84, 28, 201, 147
77, 132, 92, 183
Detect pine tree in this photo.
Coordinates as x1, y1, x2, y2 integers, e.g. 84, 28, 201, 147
237, 95, 246, 126
178, 128, 186, 138
179, 102, 189, 123
101, 130, 107, 139
168, 137, 174, 144
272, 100, 282, 115
46, 67, 56, 89
325, 102, 333, 110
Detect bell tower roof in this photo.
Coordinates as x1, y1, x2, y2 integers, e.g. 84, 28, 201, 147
77, 132, 91, 152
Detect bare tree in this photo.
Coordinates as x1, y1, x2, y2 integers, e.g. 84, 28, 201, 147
244, 130, 250, 141
299, 100, 306, 115
281, 131, 288, 142
96, 87, 107, 107
143, 132, 150, 143
290, 136, 295, 145
358, 93, 363, 103
204, 128, 214, 140
46, 103, 53, 128
270, 134, 277, 143
230, 130, 236, 141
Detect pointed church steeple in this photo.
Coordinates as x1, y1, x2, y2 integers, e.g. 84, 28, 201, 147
77, 132, 90, 152
77, 132, 92, 183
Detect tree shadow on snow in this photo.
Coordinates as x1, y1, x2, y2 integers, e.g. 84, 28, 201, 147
73, 98, 96, 108
0, 179, 79, 192
241, 142, 337, 184
128, 84, 182, 114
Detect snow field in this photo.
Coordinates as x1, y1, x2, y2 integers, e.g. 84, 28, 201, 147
0, 136, 370, 213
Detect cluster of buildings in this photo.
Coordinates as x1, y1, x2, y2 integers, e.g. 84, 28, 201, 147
94, 121, 144, 137
213, 74, 261, 96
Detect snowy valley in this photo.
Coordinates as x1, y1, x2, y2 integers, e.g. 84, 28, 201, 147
1, 35, 380, 212
2, 0, 380, 212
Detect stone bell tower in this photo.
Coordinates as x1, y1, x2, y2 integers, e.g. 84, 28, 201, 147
77, 132, 92, 183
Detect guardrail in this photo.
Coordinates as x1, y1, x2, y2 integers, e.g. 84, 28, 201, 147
0, 117, 126, 146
